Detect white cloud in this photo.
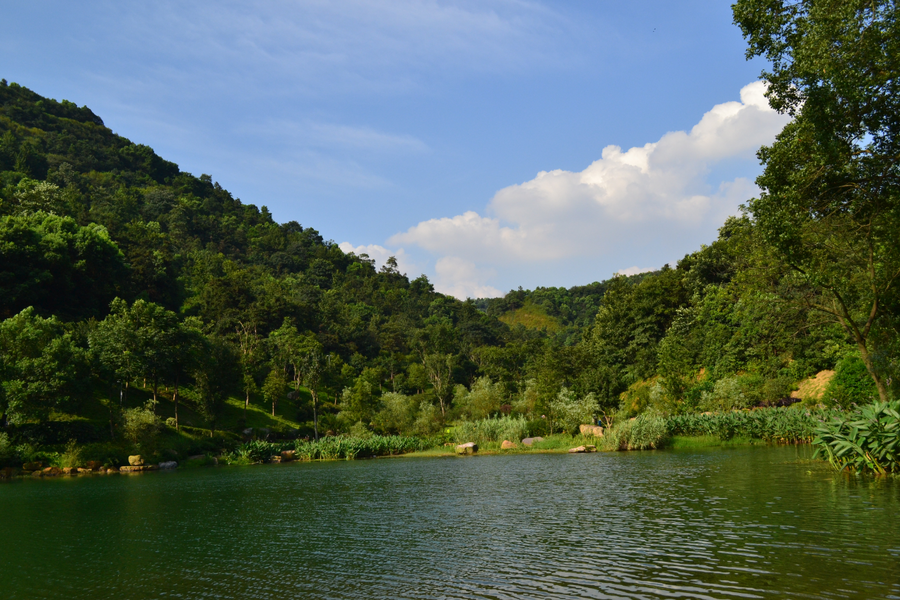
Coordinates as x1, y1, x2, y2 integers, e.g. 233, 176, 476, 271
391, 82, 789, 268
616, 266, 657, 277
433, 257, 503, 299
338, 242, 419, 276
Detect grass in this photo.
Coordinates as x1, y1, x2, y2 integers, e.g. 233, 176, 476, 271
498, 301, 562, 332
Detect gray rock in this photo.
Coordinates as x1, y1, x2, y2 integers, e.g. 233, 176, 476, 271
521, 437, 544, 446
158, 461, 178, 470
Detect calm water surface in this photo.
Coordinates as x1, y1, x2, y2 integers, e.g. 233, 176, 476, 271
1, 445, 899, 599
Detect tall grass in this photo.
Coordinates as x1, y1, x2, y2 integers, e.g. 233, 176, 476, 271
601, 414, 668, 451
666, 407, 821, 443
452, 415, 529, 444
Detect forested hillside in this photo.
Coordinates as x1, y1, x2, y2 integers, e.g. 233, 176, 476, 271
2, 0, 898, 474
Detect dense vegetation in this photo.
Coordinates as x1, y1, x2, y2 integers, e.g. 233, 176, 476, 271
1, 0, 898, 473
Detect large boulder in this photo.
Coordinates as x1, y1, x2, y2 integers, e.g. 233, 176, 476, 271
455, 442, 478, 455
579, 424, 604, 437
281, 450, 296, 462
500, 440, 517, 450
520, 437, 544, 447
158, 461, 178, 470
128, 455, 144, 466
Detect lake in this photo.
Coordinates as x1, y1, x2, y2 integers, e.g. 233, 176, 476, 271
1, 445, 899, 599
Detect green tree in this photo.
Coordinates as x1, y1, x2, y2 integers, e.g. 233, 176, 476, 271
734, 0, 900, 400
90, 298, 182, 410
0, 307, 88, 424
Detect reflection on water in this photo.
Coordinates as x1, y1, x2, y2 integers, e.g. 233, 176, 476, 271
1, 445, 899, 599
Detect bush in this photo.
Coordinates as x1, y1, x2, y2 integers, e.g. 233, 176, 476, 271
56, 439, 82, 468
549, 388, 598, 434
123, 403, 161, 450
823, 354, 878, 407
813, 400, 900, 473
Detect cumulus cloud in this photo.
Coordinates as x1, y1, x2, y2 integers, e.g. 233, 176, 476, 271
338, 242, 419, 276
390, 82, 789, 268
433, 257, 503, 299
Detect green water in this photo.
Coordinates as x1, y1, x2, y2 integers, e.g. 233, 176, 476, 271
1, 445, 899, 599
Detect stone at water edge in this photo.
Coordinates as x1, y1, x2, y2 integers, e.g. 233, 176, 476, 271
520, 437, 544, 447
159, 461, 178, 469
579, 424, 604, 437
281, 450, 295, 462
500, 440, 517, 450
128, 455, 144, 466
455, 442, 478, 455
85, 461, 102, 471
568, 446, 587, 453
22, 461, 43, 471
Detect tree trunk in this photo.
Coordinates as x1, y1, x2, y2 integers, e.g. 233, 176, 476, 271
857, 342, 889, 403
173, 378, 180, 431
312, 389, 319, 441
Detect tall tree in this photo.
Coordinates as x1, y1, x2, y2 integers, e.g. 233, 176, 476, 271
734, 0, 900, 400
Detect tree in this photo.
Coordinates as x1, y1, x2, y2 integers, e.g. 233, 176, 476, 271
90, 298, 182, 411
192, 335, 240, 436
734, 0, 900, 400
269, 319, 328, 439
0, 307, 88, 424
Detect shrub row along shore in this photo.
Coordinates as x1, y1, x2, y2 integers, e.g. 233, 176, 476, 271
3, 403, 898, 479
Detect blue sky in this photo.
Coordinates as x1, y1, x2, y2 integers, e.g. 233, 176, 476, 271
1, 1, 787, 298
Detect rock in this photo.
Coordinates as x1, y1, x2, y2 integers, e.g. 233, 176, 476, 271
85, 461, 103, 471
455, 442, 478, 455
501, 440, 517, 450
106, 466, 119, 473
579, 424, 604, 437
31, 470, 43, 477
128, 455, 144, 466
270, 455, 282, 463
242, 427, 254, 437
22, 461, 43, 472
158, 461, 178, 470
62, 467, 77, 475
77, 468, 93, 474
0, 467, 16, 479
42, 467, 62, 476
280, 450, 295, 462
568, 446, 587, 453
520, 437, 544, 447
584, 445, 597, 452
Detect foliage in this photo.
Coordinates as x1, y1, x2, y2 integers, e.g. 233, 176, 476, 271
222, 435, 430, 463
666, 407, 819, 443
0, 307, 88, 424
122, 402, 160, 449
452, 415, 529, 444
600, 413, 669, 451
813, 400, 900, 473
822, 353, 878, 408
548, 388, 598, 434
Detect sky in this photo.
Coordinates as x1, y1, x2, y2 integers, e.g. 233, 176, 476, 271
1, 1, 789, 299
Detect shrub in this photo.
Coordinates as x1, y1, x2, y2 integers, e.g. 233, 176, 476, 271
57, 439, 82, 468
549, 388, 598, 434
823, 354, 878, 407
123, 402, 161, 450
813, 400, 900, 473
